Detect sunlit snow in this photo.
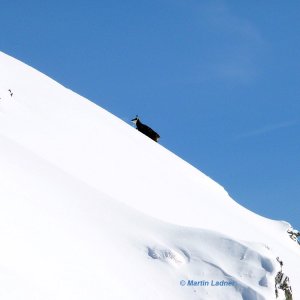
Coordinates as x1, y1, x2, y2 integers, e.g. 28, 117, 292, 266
0, 52, 299, 299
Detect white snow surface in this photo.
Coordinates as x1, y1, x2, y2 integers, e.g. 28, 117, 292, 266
0, 52, 299, 299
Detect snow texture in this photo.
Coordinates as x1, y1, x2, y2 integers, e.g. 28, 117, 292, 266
0, 52, 299, 299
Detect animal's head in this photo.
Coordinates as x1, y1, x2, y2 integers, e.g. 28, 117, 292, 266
131, 115, 139, 124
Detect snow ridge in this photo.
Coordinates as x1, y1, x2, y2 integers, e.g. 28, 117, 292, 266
0, 52, 299, 299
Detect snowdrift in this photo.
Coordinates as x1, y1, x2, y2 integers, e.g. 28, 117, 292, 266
0, 52, 299, 299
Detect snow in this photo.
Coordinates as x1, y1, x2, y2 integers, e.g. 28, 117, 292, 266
0, 51, 299, 299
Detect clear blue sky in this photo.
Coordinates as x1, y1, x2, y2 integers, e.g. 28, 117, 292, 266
1, 0, 299, 229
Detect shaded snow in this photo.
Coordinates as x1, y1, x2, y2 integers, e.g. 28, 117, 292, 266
0, 52, 299, 299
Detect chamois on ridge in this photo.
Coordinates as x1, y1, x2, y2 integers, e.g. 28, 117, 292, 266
131, 116, 160, 142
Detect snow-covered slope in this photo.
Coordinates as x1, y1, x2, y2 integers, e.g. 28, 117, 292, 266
0, 52, 299, 299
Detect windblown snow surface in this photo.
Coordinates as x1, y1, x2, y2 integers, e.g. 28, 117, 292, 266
0, 52, 299, 300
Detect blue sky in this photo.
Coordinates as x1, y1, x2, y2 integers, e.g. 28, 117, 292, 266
1, 0, 299, 229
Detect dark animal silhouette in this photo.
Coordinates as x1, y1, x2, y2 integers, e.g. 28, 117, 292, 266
131, 116, 160, 142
